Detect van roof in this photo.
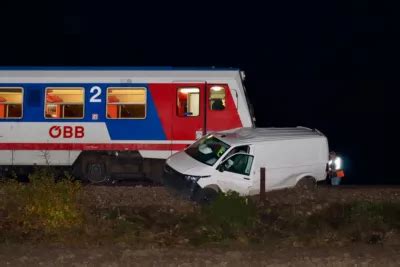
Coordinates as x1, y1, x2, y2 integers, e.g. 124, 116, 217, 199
213, 127, 325, 145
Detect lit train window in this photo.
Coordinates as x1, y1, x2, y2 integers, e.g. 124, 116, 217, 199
0, 88, 23, 119
45, 88, 84, 119
177, 88, 200, 117
209, 86, 226, 111
106, 88, 146, 119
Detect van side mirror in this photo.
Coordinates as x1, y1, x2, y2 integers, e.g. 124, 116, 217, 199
217, 164, 225, 172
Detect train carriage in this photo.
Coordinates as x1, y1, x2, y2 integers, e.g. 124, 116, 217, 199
0, 67, 254, 183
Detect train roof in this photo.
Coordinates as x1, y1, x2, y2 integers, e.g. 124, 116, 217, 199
0, 67, 244, 83
0, 66, 240, 71
213, 127, 326, 145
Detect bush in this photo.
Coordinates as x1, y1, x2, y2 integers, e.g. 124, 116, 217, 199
340, 201, 400, 243
0, 167, 83, 240
193, 191, 257, 243
274, 201, 400, 245
203, 191, 257, 228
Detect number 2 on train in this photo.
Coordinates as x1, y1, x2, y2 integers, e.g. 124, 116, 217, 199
90, 86, 102, 103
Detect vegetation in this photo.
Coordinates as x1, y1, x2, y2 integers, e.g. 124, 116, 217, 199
1, 169, 399, 247
0, 168, 83, 241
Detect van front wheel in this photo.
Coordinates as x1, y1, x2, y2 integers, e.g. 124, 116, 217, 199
192, 187, 219, 205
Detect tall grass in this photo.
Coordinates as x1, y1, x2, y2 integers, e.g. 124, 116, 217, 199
0, 168, 83, 241
1, 174, 399, 247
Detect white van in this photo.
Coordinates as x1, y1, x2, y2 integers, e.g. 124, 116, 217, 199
164, 127, 329, 201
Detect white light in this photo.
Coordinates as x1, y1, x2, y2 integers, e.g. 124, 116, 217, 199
335, 157, 342, 170
210, 86, 224, 92
180, 88, 199, 94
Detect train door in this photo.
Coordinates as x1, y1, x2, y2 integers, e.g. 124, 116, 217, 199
171, 83, 206, 141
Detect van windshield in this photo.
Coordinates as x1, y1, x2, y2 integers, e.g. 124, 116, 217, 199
185, 135, 231, 166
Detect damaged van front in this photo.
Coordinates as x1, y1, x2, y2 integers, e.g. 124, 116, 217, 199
163, 134, 231, 202
164, 132, 256, 203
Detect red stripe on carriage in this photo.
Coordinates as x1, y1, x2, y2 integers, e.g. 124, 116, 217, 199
148, 84, 174, 140
0, 143, 188, 151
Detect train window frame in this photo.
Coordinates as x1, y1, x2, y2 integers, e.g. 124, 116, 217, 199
176, 87, 201, 117
44, 87, 85, 120
0, 87, 24, 119
106, 87, 147, 120
209, 85, 226, 111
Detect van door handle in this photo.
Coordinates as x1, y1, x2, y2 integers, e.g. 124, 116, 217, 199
243, 177, 250, 180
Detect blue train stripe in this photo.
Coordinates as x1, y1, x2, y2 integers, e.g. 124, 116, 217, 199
0, 83, 167, 141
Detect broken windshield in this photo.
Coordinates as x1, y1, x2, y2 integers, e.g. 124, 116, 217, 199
185, 135, 231, 166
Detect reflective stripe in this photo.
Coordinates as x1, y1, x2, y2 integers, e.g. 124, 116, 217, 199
335, 157, 342, 170
328, 157, 342, 171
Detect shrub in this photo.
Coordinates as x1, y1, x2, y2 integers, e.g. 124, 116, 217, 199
281, 201, 400, 245
196, 191, 257, 242
0, 167, 83, 240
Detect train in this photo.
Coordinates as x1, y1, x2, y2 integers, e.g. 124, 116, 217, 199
0, 67, 254, 183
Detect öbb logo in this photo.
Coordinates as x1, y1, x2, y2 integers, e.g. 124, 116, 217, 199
49, 126, 85, 138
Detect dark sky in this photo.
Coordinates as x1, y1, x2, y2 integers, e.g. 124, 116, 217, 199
1, 1, 390, 183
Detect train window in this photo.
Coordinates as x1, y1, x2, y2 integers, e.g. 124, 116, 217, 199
177, 88, 200, 117
0, 88, 23, 119
209, 86, 226, 111
106, 87, 146, 119
45, 88, 84, 119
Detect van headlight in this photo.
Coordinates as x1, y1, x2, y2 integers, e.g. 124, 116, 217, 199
184, 175, 210, 182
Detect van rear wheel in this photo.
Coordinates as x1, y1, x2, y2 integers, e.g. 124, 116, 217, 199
296, 176, 316, 190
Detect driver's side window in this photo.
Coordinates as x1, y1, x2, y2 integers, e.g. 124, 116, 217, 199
223, 154, 254, 176
222, 145, 250, 162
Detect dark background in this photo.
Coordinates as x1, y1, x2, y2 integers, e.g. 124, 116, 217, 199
1, 1, 390, 183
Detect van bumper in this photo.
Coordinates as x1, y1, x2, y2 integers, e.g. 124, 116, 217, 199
163, 164, 198, 200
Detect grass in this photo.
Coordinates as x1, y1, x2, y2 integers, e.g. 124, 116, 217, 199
0, 167, 83, 241
1, 169, 400, 247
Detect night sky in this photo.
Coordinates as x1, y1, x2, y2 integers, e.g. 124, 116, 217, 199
1, 1, 389, 184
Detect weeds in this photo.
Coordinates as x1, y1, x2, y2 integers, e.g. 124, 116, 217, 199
0, 167, 83, 241
266, 201, 400, 246
194, 191, 257, 243
1, 173, 400, 247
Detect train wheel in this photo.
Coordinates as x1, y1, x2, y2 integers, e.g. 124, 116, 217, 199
86, 162, 108, 184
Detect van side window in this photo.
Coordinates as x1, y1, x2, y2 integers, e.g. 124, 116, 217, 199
222, 145, 250, 161
177, 88, 200, 117
45, 88, 84, 119
209, 85, 226, 111
107, 88, 146, 119
0, 88, 23, 119
223, 154, 254, 176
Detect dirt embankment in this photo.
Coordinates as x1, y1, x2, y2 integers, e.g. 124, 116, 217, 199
1, 244, 400, 266
1, 184, 400, 265
82, 184, 400, 213
81, 185, 196, 214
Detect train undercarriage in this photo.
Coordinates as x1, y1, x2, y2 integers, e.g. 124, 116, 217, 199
0, 151, 166, 185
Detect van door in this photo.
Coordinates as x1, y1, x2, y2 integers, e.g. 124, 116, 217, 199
215, 153, 254, 195
172, 83, 206, 142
